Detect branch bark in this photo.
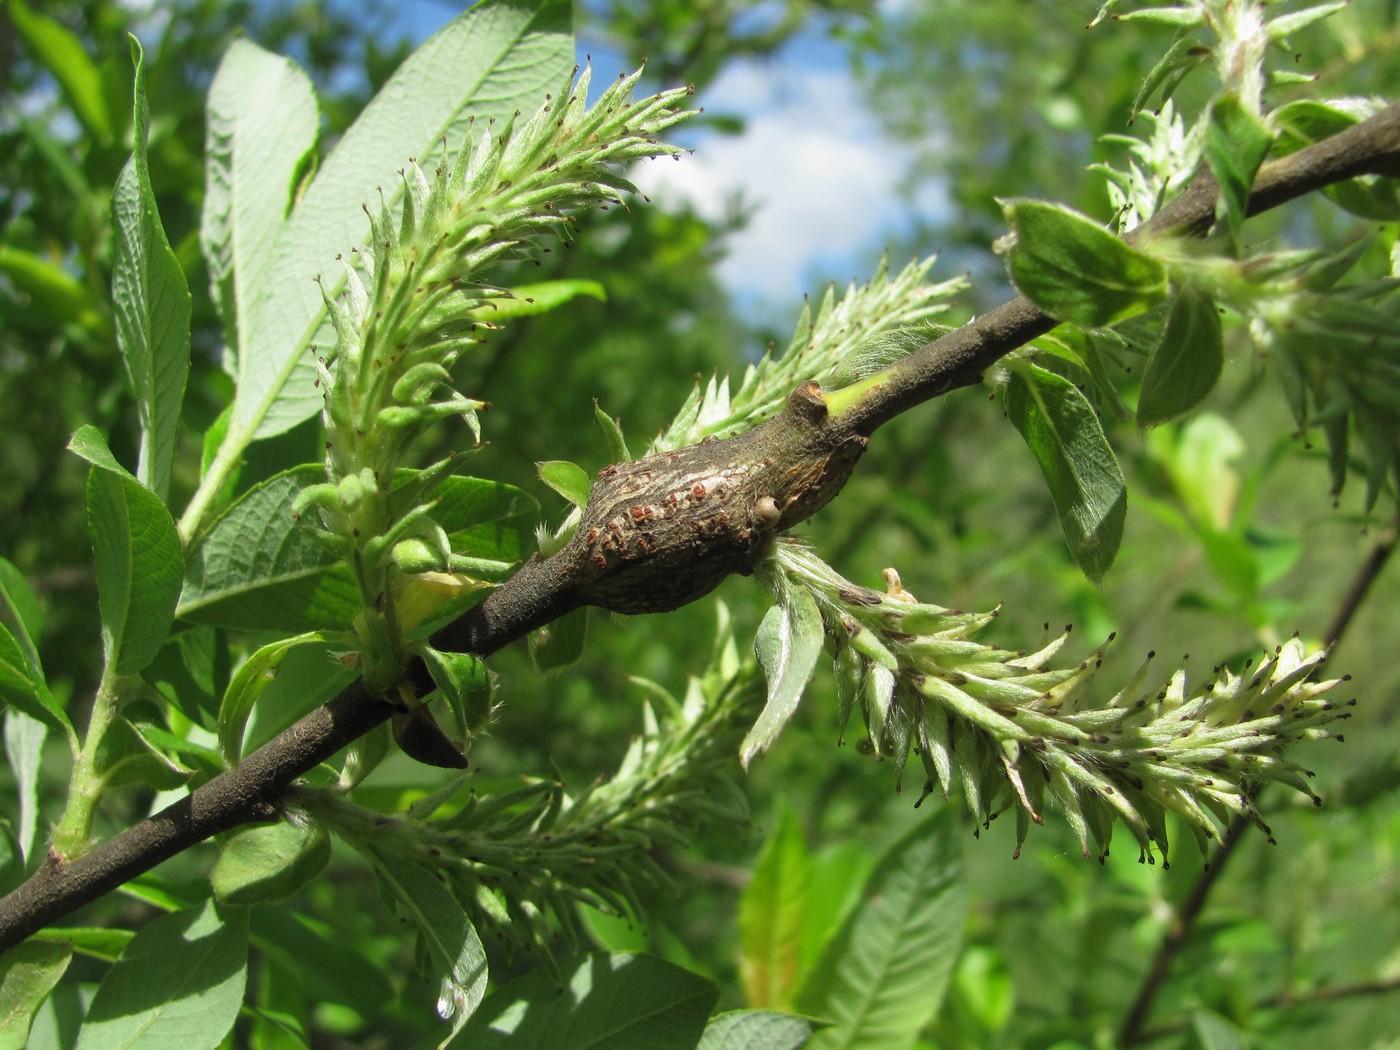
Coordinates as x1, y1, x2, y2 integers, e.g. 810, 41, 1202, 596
1, 100, 1397, 956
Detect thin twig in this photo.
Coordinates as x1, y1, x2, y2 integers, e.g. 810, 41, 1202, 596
1135, 975, 1400, 1043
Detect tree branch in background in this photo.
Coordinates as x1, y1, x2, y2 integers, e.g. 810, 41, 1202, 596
1, 100, 1397, 956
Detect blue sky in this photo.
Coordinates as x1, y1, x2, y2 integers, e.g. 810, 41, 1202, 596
383, 1, 947, 319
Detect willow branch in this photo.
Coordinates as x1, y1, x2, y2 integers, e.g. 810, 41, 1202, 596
1, 101, 1397, 956
836, 99, 1400, 435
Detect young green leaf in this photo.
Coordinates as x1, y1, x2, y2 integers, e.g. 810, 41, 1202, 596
796, 814, 966, 1050
448, 952, 718, 1050
1002, 365, 1127, 583
1137, 288, 1224, 427
218, 630, 334, 765
201, 38, 319, 369
1204, 94, 1274, 248
363, 850, 488, 1039
739, 803, 811, 1011
698, 1010, 817, 1050
211, 0, 573, 490
1129, 36, 1210, 117
112, 37, 192, 500
212, 821, 331, 906
0, 624, 67, 734
419, 646, 494, 740
70, 426, 183, 675
742, 585, 824, 768
92, 718, 193, 791
1000, 199, 1168, 327
1265, 2, 1349, 43
529, 606, 590, 673
594, 400, 632, 463
0, 938, 73, 1050
74, 899, 248, 1050
537, 460, 593, 509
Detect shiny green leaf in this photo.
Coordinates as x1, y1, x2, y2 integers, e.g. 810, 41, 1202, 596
75, 899, 248, 1050
537, 460, 593, 508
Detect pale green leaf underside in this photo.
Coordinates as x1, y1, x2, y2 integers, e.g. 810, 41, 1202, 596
112, 36, 191, 500
743, 586, 824, 767
367, 851, 487, 1038
1003, 364, 1127, 583
697, 1011, 816, 1050
230, 0, 573, 445
1003, 199, 1167, 327
201, 38, 319, 370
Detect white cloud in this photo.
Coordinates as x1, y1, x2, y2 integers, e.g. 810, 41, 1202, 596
631, 56, 948, 314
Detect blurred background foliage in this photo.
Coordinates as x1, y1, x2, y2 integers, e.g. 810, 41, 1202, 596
2, 0, 1398, 1046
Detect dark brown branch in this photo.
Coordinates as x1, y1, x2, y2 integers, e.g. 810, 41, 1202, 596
1, 101, 1397, 956
841, 99, 1400, 436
